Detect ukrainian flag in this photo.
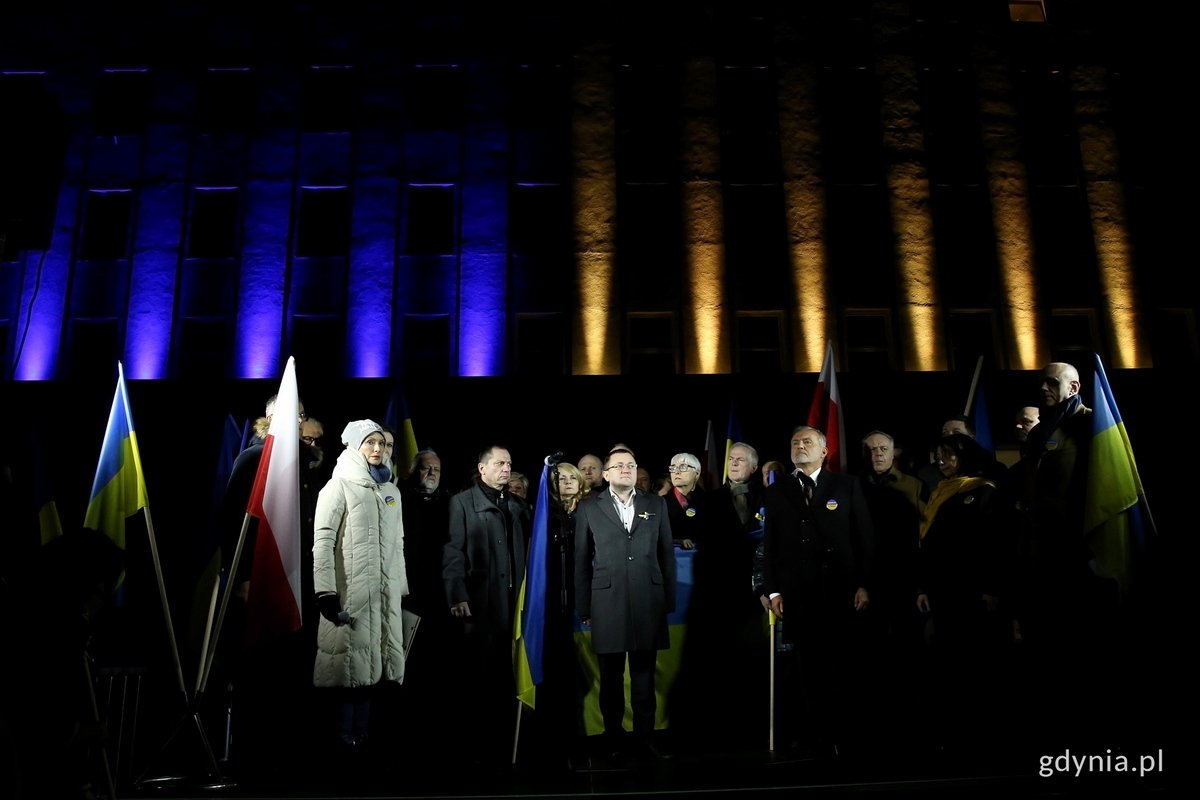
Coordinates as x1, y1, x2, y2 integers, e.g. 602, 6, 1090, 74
84, 362, 149, 555
31, 426, 63, 545
515, 463, 550, 708
384, 387, 420, 479
1083, 354, 1154, 598
574, 547, 693, 734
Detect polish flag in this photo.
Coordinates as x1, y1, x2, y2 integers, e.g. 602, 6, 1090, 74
244, 357, 302, 643
807, 342, 846, 472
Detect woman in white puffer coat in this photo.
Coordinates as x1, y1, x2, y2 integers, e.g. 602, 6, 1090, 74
312, 419, 408, 747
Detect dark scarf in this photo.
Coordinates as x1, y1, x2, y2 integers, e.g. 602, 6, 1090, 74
1027, 394, 1083, 457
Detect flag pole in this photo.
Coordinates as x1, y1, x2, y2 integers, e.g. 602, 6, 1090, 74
963, 355, 985, 416
194, 570, 221, 696
198, 512, 253, 695
512, 699, 524, 765
133, 507, 233, 791
142, 506, 188, 702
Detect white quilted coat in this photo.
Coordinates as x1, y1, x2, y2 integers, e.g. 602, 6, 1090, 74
312, 447, 408, 687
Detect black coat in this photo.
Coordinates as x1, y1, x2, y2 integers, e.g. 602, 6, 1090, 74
443, 483, 528, 646
762, 469, 874, 640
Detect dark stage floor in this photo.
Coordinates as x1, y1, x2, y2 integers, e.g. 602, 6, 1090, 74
115, 736, 1176, 800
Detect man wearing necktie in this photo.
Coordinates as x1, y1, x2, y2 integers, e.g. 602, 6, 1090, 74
762, 425, 874, 759
576, 447, 677, 762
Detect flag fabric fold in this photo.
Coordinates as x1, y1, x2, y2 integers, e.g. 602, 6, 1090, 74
85, 362, 149, 554
384, 387, 420, 479
244, 357, 303, 643
970, 381, 994, 453
515, 463, 551, 708
1084, 353, 1154, 597
703, 419, 721, 490
722, 401, 744, 485
807, 342, 846, 471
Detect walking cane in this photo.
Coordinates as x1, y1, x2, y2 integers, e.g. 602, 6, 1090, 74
768, 608, 776, 753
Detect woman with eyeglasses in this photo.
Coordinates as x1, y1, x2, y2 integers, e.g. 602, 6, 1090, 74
663, 452, 708, 550
312, 419, 409, 752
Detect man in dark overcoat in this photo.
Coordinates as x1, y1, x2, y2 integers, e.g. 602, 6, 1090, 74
575, 446, 677, 760
443, 445, 529, 767
763, 425, 874, 757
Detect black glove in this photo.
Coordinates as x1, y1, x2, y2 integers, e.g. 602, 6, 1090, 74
317, 594, 349, 625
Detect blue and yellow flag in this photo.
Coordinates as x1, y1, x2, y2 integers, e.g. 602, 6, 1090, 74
84, 362, 148, 554
515, 463, 551, 709
384, 387, 420, 479
31, 426, 63, 545
1083, 353, 1154, 598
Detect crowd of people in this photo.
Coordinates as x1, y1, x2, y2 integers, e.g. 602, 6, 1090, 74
2, 358, 1156, 796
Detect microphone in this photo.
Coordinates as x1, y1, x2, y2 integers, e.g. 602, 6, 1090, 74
544, 451, 564, 466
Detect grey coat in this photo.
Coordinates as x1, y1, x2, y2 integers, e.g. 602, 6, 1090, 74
575, 490, 677, 654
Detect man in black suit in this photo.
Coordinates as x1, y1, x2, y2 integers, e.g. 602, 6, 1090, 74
763, 425, 874, 758
576, 447, 677, 761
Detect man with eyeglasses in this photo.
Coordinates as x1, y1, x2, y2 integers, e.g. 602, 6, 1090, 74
575, 447, 677, 763
762, 425, 874, 760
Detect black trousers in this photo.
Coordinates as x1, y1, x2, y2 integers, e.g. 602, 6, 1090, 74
598, 650, 657, 738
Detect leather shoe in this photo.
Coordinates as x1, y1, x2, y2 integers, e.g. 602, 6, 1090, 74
641, 740, 674, 761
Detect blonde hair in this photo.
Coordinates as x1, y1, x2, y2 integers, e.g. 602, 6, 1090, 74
553, 462, 590, 513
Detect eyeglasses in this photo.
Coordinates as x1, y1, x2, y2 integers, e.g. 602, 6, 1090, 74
605, 462, 637, 472
301, 435, 320, 445
667, 465, 696, 473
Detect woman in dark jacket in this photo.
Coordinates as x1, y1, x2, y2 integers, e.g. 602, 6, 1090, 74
916, 433, 1010, 745
536, 461, 590, 767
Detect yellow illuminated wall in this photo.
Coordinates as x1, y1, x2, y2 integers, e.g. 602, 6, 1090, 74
775, 20, 827, 373
1072, 64, 1148, 368
571, 43, 619, 375
978, 49, 1045, 370
681, 56, 728, 374
875, 14, 944, 372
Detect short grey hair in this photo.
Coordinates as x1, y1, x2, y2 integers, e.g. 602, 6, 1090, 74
670, 452, 702, 472
729, 442, 759, 467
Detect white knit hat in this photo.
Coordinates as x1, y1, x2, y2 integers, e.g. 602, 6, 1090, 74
341, 419, 383, 448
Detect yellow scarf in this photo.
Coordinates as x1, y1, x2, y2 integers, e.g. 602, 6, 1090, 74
919, 476, 994, 540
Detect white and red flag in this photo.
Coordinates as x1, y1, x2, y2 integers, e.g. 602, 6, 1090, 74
244, 356, 302, 643
806, 342, 846, 472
